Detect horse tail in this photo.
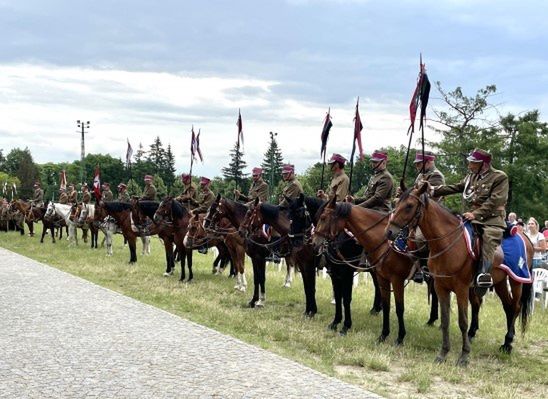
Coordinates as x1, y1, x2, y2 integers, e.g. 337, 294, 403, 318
519, 280, 533, 334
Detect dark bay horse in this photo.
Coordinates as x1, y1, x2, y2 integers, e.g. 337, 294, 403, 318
312, 197, 416, 345
151, 197, 194, 282
386, 183, 533, 365
286, 194, 383, 334
11, 199, 59, 243
94, 201, 138, 263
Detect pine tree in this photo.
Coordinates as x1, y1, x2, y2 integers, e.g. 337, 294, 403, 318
222, 141, 248, 190
147, 136, 166, 176
153, 174, 168, 200
261, 131, 284, 199
169, 178, 184, 197
163, 145, 176, 188
126, 178, 142, 197
134, 143, 146, 163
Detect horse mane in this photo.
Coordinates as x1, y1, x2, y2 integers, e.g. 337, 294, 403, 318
104, 201, 132, 212
303, 196, 325, 221
225, 198, 248, 219
400, 188, 461, 220
138, 200, 159, 218
316, 200, 352, 220
260, 203, 279, 220
171, 199, 187, 219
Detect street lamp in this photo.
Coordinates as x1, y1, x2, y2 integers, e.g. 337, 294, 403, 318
76, 120, 91, 185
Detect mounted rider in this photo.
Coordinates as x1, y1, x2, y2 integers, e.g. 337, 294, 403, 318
317, 153, 349, 201
101, 183, 114, 202
347, 150, 393, 213
431, 148, 508, 293
234, 167, 269, 205
278, 164, 303, 207
176, 173, 197, 208
31, 182, 44, 208
192, 177, 215, 214
117, 183, 130, 203
81, 184, 91, 204
58, 187, 69, 204
67, 184, 78, 204
140, 175, 157, 201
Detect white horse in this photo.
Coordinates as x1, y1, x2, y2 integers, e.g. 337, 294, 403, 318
45, 202, 77, 245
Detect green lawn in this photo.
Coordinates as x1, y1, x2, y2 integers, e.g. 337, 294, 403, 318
1, 225, 547, 398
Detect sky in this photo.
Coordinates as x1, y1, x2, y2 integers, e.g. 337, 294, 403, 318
1, 0, 547, 179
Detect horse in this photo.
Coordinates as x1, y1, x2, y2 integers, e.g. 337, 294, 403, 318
385, 183, 534, 365
312, 197, 419, 345
75, 203, 100, 249
151, 197, 194, 282
11, 199, 55, 243
44, 202, 78, 245
286, 194, 383, 334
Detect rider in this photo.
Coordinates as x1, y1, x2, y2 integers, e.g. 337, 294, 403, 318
81, 184, 91, 205
141, 175, 157, 201
101, 183, 114, 202
58, 187, 69, 204
118, 183, 130, 203
317, 153, 349, 202
278, 164, 303, 207
234, 167, 269, 205
67, 184, 78, 204
192, 177, 215, 214
346, 150, 393, 212
176, 173, 197, 208
31, 182, 44, 208
431, 148, 508, 294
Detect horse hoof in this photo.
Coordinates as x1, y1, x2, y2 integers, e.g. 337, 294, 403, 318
339, 327, 349, 336
283, 282, 291, 288
468, 334, 476, 343
369, 307, 381, 315
394, 338, 404, 346
377, 335, 388, 344
426, 319, 437, 326
248, 301, 256, 308
239, 287, 247, 292
434, 356, 446, 364
327, 322, 338, 331
255, 300, 265, 308
499, 344, 512, 354
456, 356, 469, 367
163, 272, 173, 277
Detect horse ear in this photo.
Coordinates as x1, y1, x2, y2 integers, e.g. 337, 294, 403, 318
328, 195, 336, 209
417, 181, 429, 195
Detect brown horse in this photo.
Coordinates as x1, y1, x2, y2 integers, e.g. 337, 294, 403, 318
312, 197, 416, 345
94, 201, 138, 263
385, 183, 533, 365
74, 203, 100, 249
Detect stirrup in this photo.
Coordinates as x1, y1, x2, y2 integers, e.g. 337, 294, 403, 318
413, 271, 424, 284
476, 273, 493, 288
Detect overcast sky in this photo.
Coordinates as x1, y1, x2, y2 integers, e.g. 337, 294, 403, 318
1, 0, 547, 178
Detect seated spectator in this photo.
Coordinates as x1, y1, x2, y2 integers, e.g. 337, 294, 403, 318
525, 217, 546, 269
507, 212, 518, 225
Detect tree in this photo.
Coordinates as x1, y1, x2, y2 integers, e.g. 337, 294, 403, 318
126, 178, 142, 197
0, 172, 21, 200
0, 149, 6, 172
222, 141, 248, 192
77, 154, 125, 189
169, 177, 184, 197
261, 131, 284, 200
164, 145, 176, 188
153, 174, 168, 200
4, 147, 39, 199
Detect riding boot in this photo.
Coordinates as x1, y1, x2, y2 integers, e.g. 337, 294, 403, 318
412, 261, 424, 284
358, 250, 368, 267
475, 260, 493, 297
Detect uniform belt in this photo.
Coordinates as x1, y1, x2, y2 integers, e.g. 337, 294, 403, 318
472, 205, 505, 211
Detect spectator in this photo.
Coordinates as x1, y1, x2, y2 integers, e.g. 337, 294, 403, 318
542, 220, 548, 239
515, 221, 525, 234
525, 217, 546, 269
507, 212, 517, 225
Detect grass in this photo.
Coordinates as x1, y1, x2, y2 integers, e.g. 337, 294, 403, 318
1, 224, 548, 398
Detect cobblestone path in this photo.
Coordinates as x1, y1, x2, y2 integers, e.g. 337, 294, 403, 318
0, 248, 380, 398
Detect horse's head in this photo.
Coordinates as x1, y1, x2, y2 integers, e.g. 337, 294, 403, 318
130, 198, 146, 225
286, 193, 312, 247
311, 197, 348, 252
154, 197, 172, 223
77, 204, 88, 225
45, 202, 55, 218
203, 194, 221, 229
184, 213, 207, 248
93, 202, 106, 221
239, 197, 262, 238
385, 181, 429, 241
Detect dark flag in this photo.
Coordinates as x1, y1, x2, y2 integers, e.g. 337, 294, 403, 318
320, 108, 333, 158
408, 56, 431, 133
126, 139, 133, 167
236, 109, 244, 148
191, 126, 197, 161
196, 129, 203, 162
353, 98, 364, 160
93, 166, 101, 202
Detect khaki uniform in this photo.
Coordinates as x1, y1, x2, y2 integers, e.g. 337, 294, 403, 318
59, 192, 68, 204
414, 166, 445, 188
433, 165, 508, 262
82, 191, 91, 204
101, 189, 114, 202
31, 188, 44, 207
141, 184, 157, 201
67, 189, 78, 204
238, 179, 269, 204
193, 188, 215, 214
279, 176, 304, 207
177, 183, 197, 202
118, 191, 130, 203
322, 171, 350, 202
355, 169, 394, 212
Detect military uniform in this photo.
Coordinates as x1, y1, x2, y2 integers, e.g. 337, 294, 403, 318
355, 169, 394, 212
118, 191, 130, 203
67, 189, 78, 204
31, 188, 44, 207
324, 172, 350, 202
279, 176, 304, 207
415, 167, 445, 188
177, 182, 197, 203
238, 179, 269, 204
433, 164, 508, 268
193, 187, 215, 214
101, 189, 114, 202
82, 191, 91, 204
141, 184, 157, 201
59, 192, 68, 204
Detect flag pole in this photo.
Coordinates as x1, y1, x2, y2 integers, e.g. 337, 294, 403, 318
348, 137, 357, 195
319, 152, 326, 191
420, 54, 426, 175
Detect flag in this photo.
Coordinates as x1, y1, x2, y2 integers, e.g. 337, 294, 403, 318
409, 56, 431, 133
236, 109, 244, 148
190, 126, 197, 161
320, 108, 333, 158
196, 129, 203, 162
353, 98, 364, 160
126, 139, 133, 167
93, 166, 101, 202
59, 170, 67, 191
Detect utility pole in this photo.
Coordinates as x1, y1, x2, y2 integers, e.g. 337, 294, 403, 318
76, 120, 90, 185
269, 131, 278, 202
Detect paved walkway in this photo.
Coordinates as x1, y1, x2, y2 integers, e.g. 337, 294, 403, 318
0, 248, 380, 399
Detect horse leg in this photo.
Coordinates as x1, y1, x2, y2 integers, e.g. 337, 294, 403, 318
455, 284, 471, 367
186, 250, 193, 282
495, 277, 518, 354
426, 277, 439, 325
393, 277, 406, 346
328, 270, 342, 331
27, 221, 34, 236
468, 288, 482, 342
128, 236, 137, 264
435, 283, 451, 363
40, 224, 47, 243
284, 260, 294, 288
377, 276, 391, 343
212, 252, 221, 274
179, 249, 186, 281
256, 259, 266, 307
370, 271, 383, 314
163, 241, 174, 276
249, 259, 259, 308
340, 267, 354, 336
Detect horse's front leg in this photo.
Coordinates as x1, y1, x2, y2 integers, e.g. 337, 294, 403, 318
248, 258, 260, 308
468, 288, 482, 342
370, 270, 383, 314
455, 284, 471, 367
186, 250, 193, 282
377, 275, 391, 343
340, 266, 354, 336
427, 277, 439, 325
435, 283, 451, 363
393, 276, 406, 345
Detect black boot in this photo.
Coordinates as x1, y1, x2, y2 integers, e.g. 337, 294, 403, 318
475, 260, 493, 296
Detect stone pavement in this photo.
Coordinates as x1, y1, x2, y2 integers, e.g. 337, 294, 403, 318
0, 248, 381, 399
